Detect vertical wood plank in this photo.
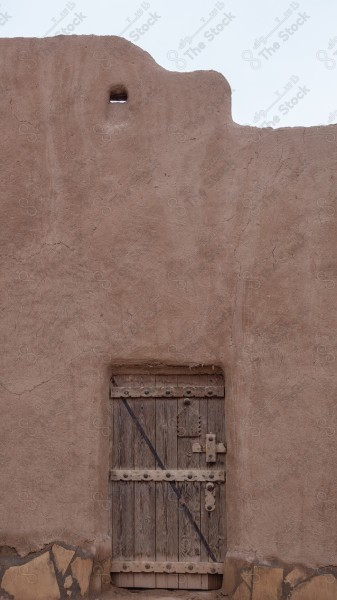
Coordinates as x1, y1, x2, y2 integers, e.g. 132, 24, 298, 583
155, 374, 178, 589
132, 381, 156, 588
199, 390, 209, 590
206, 391, 226, 566
177, 374, 202, 590
111, 389, 134, 587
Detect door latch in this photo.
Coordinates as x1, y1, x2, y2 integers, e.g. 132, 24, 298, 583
205, 482, 216, 512
192, 433, 226, 463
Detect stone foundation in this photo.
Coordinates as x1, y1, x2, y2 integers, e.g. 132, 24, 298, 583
2, 551, 337, 599
0, 543, 110, 599
223, 557, 337, 600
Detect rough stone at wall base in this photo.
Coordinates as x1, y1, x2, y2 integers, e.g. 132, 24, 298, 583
222, 557, 249, 596
284, 567, 308, 588
71, 557, 93, 596
52, 544, 75, 575
289, 574, 337, 600
251, 566, 283, 600
233, 582, 251, 600
240, 568, 252, 589
65, 574, 73, 588
1, 551, 60, 600
223, 558, 337, 600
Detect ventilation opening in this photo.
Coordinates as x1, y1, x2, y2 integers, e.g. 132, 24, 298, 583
109, 85, 128, 104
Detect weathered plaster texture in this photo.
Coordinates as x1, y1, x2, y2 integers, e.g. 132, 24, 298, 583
0, 34, 337, 597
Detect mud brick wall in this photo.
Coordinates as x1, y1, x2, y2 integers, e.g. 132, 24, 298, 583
0, 35, 337, 599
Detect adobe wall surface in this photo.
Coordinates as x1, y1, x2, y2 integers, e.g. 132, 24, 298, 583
0, 35, 336, 599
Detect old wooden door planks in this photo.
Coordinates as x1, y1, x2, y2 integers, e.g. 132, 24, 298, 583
110, 370, 226, 591
155, 374, 178, 589
200, 373, 226, 589
130, 374, 156, 588
111, 374, 135, 588
177, 373, 204, 590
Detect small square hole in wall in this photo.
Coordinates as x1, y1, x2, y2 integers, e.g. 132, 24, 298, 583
109, 85, 128, 103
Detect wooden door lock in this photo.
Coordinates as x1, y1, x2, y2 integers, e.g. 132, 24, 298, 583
192, 433, 226, 463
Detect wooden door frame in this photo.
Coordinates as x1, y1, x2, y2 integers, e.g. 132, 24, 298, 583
109, 364, 224, 375
108, 364, 226, 590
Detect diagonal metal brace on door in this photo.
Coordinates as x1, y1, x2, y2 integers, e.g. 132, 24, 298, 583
121, 398, 218, 563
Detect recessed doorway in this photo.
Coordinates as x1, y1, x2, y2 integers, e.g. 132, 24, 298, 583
109, 366, 226, 591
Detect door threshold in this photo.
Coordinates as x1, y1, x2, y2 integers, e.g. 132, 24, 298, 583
101, 588, 227, 600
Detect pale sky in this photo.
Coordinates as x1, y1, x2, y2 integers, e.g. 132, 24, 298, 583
2, 0, 337, 127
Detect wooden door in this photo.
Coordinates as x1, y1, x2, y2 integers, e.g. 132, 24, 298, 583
110, 371, 226, 590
